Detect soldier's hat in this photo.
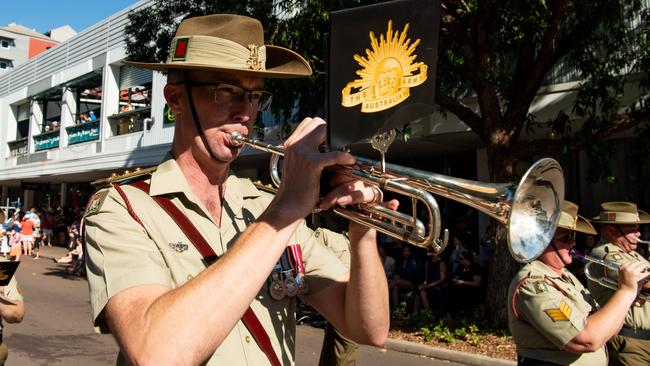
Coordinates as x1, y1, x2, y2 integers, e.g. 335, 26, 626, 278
590, 201, 650, 225
557, 201, 597, 235
124, 14, 312, 78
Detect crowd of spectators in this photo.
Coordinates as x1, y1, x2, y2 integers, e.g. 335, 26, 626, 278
379, 227, 492, 317
0, 205, 85, 276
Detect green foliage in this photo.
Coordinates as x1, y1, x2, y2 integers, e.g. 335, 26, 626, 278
412, 306, 504, 345
391, 301, 409, 320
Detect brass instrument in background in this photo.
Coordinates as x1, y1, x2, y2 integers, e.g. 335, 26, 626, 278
573, 250, 650, 300
231, 132, 565, 262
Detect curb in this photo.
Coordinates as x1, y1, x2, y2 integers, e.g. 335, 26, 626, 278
383, 338, 516, 366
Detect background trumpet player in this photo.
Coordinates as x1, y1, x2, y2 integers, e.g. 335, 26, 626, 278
588, 201, 650, 366
508, 201, 648, 366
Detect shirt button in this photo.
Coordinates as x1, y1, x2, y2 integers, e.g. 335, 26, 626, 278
245, 335, 252, 343
187, 275, 194, 281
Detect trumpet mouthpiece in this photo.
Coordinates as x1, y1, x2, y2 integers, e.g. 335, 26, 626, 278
230, 131, 244, 147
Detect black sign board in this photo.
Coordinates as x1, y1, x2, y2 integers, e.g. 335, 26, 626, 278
328, 0, 441, 149
0, 260, 20, 287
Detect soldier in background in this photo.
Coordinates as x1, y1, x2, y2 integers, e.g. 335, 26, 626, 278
587, 201, 650, 366
508, 201, 647, 366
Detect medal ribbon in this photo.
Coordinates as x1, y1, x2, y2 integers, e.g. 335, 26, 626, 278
279, 249, 293, 278
288, 244, 305, 277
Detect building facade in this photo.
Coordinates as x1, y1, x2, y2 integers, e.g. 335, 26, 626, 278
0, 23, 64, 75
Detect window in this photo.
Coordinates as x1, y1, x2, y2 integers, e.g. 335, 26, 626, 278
118, 66, 152, 112
0, 38, 11, 49
0, 59, 12, 70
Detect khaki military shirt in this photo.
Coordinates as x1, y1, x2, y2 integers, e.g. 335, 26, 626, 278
508, 260, 606, 366
84, 156, 349, 365
315, 228, 351, 267
588, 242, 650, 331
0, 272, 24, 332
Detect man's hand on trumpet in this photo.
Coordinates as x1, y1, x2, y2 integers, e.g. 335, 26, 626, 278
617, 261, 650, 306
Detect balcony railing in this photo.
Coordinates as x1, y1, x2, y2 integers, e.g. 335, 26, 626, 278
108, 106, 151, 136
33, 130, 60, 151
67, 120, 100, 145
7, 138, 28, 157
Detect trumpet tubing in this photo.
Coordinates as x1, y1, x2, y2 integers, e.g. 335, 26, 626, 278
574, 250, 650, 301
231, 132, 565, 262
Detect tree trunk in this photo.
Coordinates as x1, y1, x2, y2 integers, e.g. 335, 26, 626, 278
484, 147, 522, 326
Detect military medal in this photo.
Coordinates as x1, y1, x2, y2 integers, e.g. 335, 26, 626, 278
267, 266, 286, 301
269, 278, 286, 300
284, 274, 299, 297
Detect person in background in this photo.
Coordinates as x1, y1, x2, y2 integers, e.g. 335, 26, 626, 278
0, 269, 25, 364
378, 244, 396, 280
389, 245, 418, 310
18, 214, 34, 258
447, 249, 482, 312
509, 201, 648, 366
587, 201, 650, 366
414, 249, 447, 315
40, 212, 53, 247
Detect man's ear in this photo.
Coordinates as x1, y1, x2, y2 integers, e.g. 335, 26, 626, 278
164, 84, 184, 115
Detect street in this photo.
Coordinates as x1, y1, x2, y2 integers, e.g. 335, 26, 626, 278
5, 247, 462, 365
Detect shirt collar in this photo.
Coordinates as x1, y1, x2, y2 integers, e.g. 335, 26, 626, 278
530, 260, 565, 279
149, 152, 263, 216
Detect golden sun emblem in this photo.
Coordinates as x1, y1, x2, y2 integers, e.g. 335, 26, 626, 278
341, 20, 428, 113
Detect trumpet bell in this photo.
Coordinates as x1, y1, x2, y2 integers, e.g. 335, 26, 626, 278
507, 158, 564, 263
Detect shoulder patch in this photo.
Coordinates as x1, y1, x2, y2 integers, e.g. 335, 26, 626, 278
544, 300, 572, 322
611, 253, 623, 261
85, 191, 108, 217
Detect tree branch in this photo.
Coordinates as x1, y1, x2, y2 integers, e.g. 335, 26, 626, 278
435, 89, 486, 141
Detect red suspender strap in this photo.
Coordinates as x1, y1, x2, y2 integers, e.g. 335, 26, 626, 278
122, 180, 282, 366
511, 274, 529, 322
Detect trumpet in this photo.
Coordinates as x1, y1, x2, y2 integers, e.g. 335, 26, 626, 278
573, 250, 650, 300
231, 132, 564, 262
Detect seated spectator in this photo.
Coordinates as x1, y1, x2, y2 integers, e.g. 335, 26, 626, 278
414, 249, 447, 315
88, 111, 97, 121
479, 224, 495, 268
378, 244, 396, 280
389, 245, 418, 310
54, 228, 84, 276
120, 102, 135, 114
51, 121, 60, 130
446, 249, 482, 312
449, 235, 467, 273
44, 125, 51, 133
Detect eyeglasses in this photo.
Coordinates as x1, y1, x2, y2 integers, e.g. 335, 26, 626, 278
188, 82, 273, 112
553, 232, 576, 243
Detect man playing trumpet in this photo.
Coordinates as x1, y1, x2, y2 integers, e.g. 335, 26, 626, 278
84, 14, 391, 365
588, 201, 650, 366
508, 201, 648, 366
